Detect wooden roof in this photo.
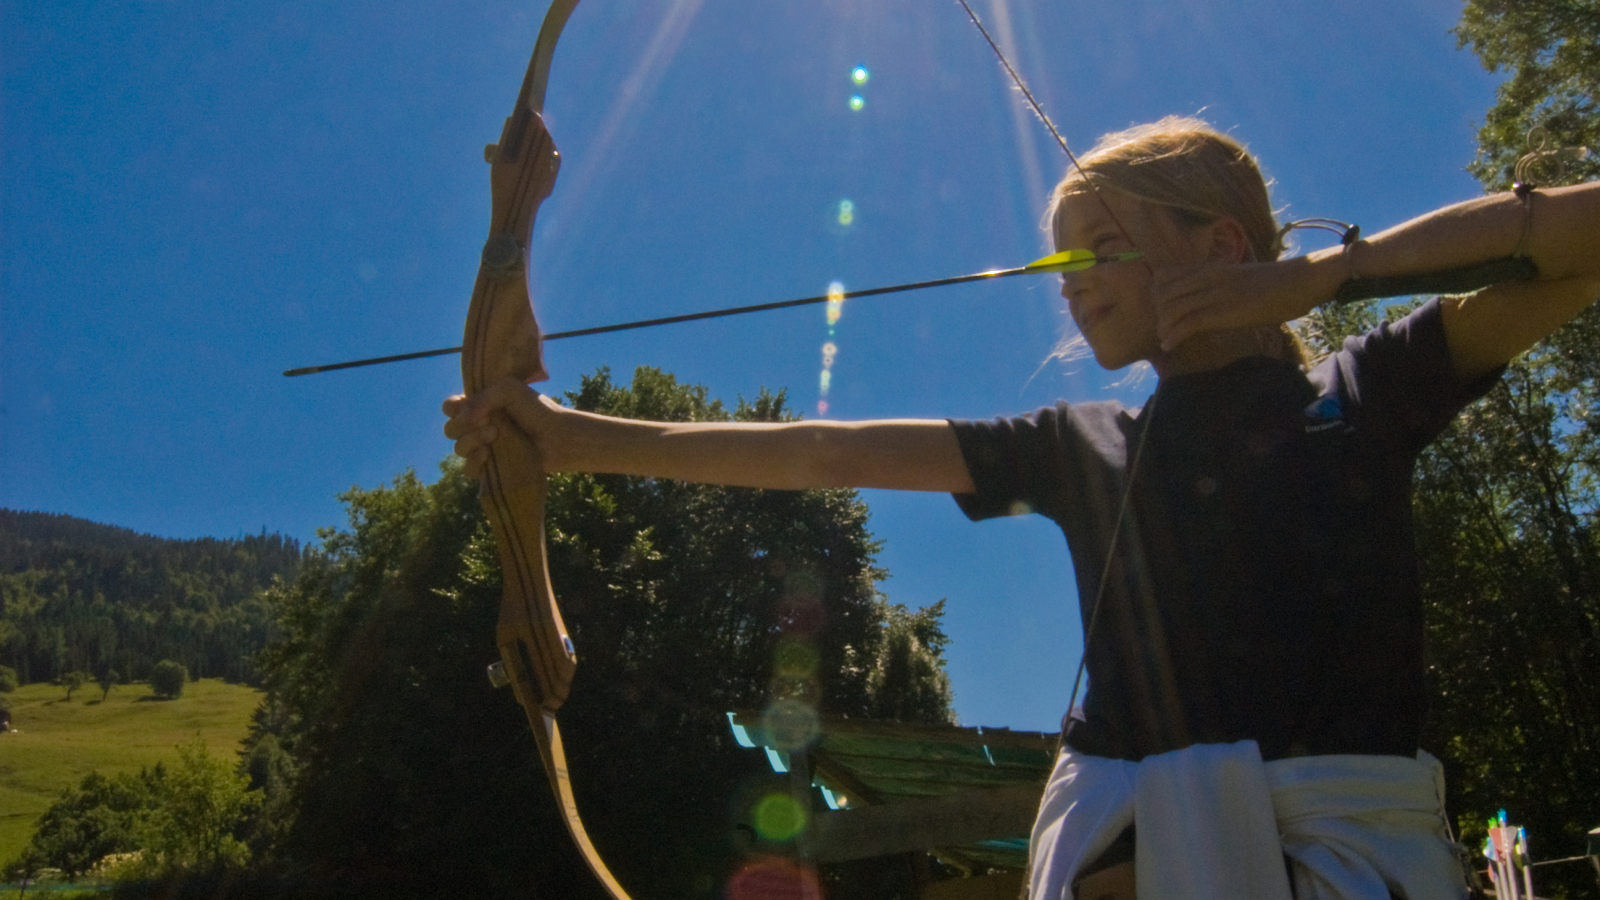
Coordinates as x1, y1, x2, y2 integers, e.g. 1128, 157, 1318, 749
727, 712, 1058, 871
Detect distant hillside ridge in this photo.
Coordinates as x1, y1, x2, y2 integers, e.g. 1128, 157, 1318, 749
0, 509, 304, 686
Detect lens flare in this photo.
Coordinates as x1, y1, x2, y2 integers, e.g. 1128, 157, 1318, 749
769, 673, 821, 705
852, 65, 869, 84
725, 855, 821, 900
849, 94, 864, 111
837, 199, 854, 226
821, 342, 837, 367
825, 284, 844, 326
752, 793, 808, 841
764, 698, 821, 751
774, 638, 820, 677
777, 594, 825, 635
785, 569, 823, 599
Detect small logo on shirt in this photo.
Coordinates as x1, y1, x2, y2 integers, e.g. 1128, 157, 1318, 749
1303, 395, 1352, 434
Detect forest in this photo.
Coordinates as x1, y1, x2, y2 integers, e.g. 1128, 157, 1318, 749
0, 509, 306, 687
8, 370, 963, 899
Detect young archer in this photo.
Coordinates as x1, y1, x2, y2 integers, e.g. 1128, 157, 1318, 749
446, 117, 1600, 899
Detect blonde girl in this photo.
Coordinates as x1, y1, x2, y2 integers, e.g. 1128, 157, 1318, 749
446, 117, 1600, 899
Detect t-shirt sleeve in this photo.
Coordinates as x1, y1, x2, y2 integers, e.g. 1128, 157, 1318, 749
946, 404, 1081, 523
1333, 296, 1505, 454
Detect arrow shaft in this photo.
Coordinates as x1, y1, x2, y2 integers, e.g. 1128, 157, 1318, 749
283, 264, 1030, 376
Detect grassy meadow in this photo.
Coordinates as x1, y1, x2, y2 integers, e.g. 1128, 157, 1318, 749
0, 679, 263, 867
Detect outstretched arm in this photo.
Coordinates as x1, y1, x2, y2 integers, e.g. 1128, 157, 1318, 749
444, 379, 976, 494
1153, 181, 1600, 379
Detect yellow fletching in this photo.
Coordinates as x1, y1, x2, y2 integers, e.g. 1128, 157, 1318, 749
1025, 249, 1097, 272
1024, 249, 1142, 273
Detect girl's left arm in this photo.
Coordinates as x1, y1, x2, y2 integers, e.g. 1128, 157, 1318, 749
1153, 182, 1600, 378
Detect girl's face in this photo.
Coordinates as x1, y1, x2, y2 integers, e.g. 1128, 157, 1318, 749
1053, 189, 1204, 371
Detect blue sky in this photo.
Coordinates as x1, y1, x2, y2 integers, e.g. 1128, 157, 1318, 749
3, 0, 1503, 731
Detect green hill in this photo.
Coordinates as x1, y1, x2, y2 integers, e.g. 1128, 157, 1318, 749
1, 508, 302, 687
0, 678, 263, 867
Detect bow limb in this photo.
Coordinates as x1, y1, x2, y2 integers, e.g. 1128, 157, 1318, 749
460, 2, 634, 897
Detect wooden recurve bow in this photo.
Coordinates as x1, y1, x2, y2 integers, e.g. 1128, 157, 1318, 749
461, 2, 634, 898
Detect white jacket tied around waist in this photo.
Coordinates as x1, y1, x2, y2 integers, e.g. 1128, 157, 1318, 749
1029, 740, 1467, 900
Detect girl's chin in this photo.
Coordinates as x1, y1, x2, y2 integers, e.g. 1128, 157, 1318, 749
1089, 344, 1146, 372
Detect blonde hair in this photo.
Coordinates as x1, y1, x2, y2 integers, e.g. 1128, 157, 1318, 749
1047, 116, 1308, 366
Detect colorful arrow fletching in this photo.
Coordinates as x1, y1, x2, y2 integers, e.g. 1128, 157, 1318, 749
1025, 249, 1144, 273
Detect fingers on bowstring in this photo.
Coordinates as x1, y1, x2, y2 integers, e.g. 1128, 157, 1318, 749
1150, 261, 1212, 289
1162, 299, 1242, 350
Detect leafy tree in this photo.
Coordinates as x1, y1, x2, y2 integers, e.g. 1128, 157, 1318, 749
1455, 0, 1600, 189
14, 745, 262, 886
249, 368, 954, 898
1413, 313, 1600, 899
138, 740, 261, 874
861, 600, 956, 724
99, 668, 119, 701
149, 660, 187, 699
1300, 296, 1600, 898
240, 729, 296, 859
1450, 7, 1600, 896
60, 669, 88, 701
14, 769, 159, 879
0, 663, 18, 692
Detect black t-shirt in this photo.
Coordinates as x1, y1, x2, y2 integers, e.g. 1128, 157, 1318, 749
950, 299, 1501, 761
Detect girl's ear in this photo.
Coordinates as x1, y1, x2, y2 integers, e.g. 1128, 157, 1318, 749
1203, 216, 1252, 263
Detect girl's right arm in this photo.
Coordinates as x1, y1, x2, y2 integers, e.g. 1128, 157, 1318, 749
1151, 182, 1600, 379
443, 378, 976, 494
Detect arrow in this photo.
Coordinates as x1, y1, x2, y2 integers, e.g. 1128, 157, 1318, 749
281, 250, 1142, 377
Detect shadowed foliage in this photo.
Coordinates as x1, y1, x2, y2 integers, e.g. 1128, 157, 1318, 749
241, 368, 954, 899
1299, 294, 1600, 899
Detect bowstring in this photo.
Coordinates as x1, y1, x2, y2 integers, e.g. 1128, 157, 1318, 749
954, 0, 1147, 264
955, 0, 1161, 728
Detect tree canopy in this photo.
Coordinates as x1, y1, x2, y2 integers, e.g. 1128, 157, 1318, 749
9, 741, 260, 884
246, 368, 955, 899
149, 660, 188, 700
1296, 286, 1600, 899
1436, 8, 1600, 896
11, 769, 157, 880
1456, 0, 1600, 188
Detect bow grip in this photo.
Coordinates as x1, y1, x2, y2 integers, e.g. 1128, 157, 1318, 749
480, 426, 578, 714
